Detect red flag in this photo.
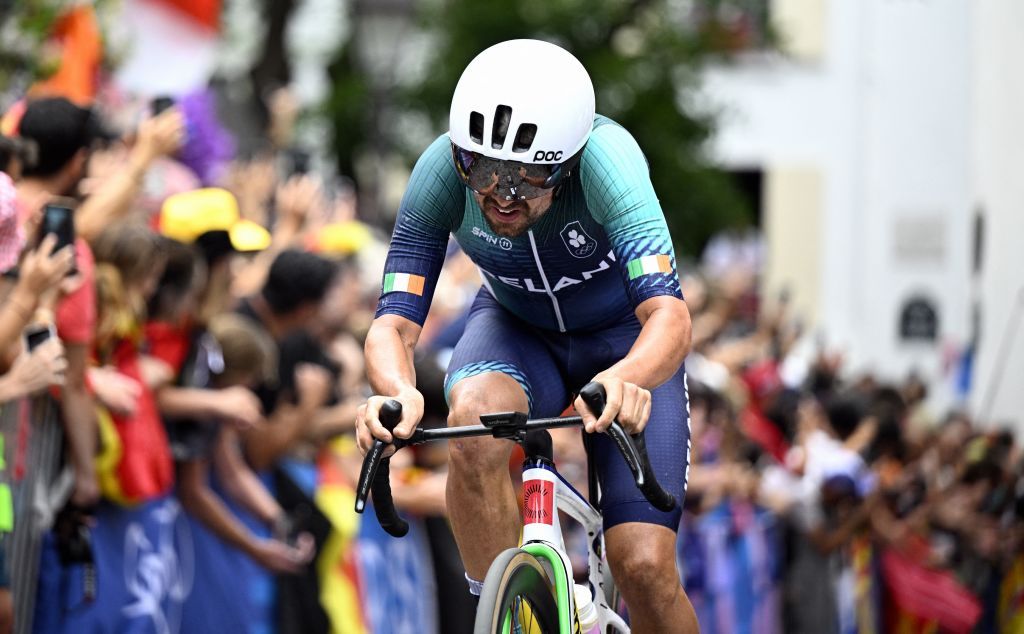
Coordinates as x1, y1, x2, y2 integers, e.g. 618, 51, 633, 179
153, 0, 222, 31
881, 548, 982, 634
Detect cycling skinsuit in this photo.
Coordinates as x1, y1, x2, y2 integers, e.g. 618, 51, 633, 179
376, 116, 690, 530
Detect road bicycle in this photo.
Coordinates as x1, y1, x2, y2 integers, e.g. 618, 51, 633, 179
355, 382, 677, 633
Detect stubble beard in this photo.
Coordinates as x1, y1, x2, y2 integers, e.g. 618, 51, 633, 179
479, 195, 548, 239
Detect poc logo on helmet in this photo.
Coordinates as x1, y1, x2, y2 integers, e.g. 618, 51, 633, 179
533, 150, 563, 162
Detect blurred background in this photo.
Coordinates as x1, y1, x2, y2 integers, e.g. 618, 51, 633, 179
0, 1, 1022, 633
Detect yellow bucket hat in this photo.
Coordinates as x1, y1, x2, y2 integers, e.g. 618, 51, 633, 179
160, 188, 271, 252
311, 220, 372, 256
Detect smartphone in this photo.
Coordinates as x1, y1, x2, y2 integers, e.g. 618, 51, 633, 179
287, 149, 311, 178
151, 95, 175, 116
40, 200, 77, 274
25, 323, 55, 351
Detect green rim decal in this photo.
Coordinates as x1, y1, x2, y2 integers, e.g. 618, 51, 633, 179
522, 543, 573, 632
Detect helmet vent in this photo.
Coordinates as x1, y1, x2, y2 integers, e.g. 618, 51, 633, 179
491, 105, 512, 149
469, 112, 484, 144
512, 124, 537, 153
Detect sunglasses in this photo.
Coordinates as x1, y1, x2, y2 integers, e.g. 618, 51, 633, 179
451, 143, 583, 201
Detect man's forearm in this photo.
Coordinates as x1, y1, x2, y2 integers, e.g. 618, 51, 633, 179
0, 374, 26, 402
242, 402, 317, 471
305, 399, 360, 441
364, 317, 420, 397
76, 152, 149, 242
600, 298, 692, 389
178, 460, 260, 555
61, 346, 97, 485
214, 429, 280, 524
0, 286, 37, 351
157, 387, 223, 422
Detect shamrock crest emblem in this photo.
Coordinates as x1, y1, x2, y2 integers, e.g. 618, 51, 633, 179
560, 221, 597, 258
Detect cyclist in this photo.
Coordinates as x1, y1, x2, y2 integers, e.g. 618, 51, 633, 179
356, 39, 698, 632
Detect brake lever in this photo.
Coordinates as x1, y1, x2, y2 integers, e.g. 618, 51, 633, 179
578, 381, 677, 512
354, 436, 387, 513
603, 421, 645, 486
354, 399, 409, 537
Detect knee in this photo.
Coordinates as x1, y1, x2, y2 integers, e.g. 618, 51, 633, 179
447, 379, 524, 472
609, 536, 680, 605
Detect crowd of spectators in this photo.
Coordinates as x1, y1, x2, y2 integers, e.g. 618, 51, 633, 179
0, 89, 409, 633
0, 87, 1020, 634
666, 236, 1024, 634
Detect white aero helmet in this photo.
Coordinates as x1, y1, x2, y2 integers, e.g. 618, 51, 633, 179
449, 39, 596, 200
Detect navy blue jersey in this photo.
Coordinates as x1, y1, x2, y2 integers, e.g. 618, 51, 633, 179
375, 116, 682, 332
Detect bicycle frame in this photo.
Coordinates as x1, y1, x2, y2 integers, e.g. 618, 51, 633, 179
521, 458, 629, 633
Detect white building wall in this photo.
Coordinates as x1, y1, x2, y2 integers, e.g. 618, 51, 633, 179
969, 1, 1024, 429
700, 0, 975, 413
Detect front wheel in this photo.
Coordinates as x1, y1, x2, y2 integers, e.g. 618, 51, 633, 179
475, 548, 561, 633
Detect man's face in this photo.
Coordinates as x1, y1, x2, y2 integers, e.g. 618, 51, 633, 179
473, 189, 555, 238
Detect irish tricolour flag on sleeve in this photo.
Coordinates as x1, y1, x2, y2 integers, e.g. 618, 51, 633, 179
383, 272, 426, 296
626, 255, 672, 280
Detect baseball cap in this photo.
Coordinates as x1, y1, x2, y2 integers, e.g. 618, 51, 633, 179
16, 97, 117, 177
159, 188, 271, 258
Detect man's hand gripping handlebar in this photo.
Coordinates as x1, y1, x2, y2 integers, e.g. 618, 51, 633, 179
355, 382, 677, 538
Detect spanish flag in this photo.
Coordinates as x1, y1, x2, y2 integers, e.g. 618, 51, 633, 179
315, 438, 369, 633
999, 554, 1024, 634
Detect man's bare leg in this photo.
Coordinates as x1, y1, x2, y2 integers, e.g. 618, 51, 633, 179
446, 372, 529, 581
606, 522, 700, 633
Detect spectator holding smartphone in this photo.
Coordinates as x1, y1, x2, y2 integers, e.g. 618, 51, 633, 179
12, 97, 181, 508
0, 338, 66, 401
14, 99, 106, 509
0, 173, 74, 353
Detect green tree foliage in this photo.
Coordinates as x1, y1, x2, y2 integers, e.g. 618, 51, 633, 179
331, 0, 767, 257
325, 43, 370, 185
0, 0, 120, 101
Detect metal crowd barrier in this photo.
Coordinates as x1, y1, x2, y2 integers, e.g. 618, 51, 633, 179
6, 396, 65, 634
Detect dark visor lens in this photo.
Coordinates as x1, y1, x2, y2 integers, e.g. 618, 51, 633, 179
452, 145, 560, 201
